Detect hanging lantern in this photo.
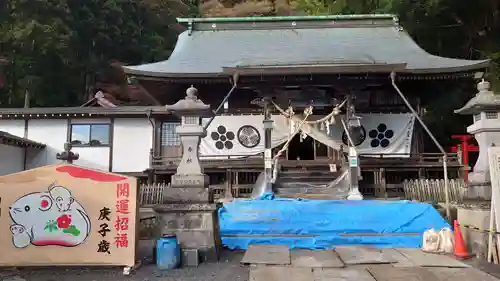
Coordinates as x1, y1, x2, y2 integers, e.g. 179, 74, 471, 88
349, 126, 365, 145
348, 115, 362, 128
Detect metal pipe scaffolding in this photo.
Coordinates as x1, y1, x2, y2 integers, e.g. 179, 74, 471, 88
203, 73, 239, 131
390, 72, 451, 220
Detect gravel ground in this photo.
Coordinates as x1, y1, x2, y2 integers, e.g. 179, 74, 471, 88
0, 242, 249, 281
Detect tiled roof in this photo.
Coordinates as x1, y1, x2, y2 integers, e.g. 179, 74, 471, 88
0, 106, 170, 119
123, 15, 489, 78
0, 131, 46, 149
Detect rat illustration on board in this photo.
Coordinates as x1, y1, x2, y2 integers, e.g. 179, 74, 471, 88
8, 182, 91, 248
49, 184, 75, 212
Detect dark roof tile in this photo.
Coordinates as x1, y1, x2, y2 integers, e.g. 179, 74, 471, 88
123, 15, 489, 77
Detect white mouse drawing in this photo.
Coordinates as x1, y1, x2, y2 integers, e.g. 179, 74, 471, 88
10, 224, 31, 248
9, 185, 91, 248
48, 184, 74, 212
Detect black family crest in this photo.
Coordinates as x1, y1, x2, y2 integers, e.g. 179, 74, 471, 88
368, 123, 394, 148
210, 125, 235, 150
341, 125, 366, 146
237, 125, 261, 148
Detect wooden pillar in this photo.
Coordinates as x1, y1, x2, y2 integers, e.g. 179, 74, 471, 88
225, 169, 233, 199
380, 168, 387, 199
147, 170, 154, 185
373, 170, 379, 197
374, 168, 387, 198
313, 140, 317, 160
234, 171, 239, 198
418, 168, 425, 179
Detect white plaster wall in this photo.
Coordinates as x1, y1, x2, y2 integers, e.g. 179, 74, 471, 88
0, 144, 24, 175
112, 118, 152, 173
72, 147, 110, 171
0, 120, 25, 137
25, 119, 68, 169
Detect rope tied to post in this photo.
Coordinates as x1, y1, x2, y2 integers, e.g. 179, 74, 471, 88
268, 100, 348, 183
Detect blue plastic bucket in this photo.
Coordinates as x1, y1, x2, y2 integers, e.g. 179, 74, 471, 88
156, 234, 180, 270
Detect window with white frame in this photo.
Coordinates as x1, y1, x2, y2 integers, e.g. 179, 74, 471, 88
70, 124, 111, 146
161, 122, 181, 146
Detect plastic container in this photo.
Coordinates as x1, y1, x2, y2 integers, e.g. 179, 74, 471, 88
156, 234, 181, 270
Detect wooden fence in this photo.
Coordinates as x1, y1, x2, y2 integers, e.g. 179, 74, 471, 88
139, 182, 167, 206
139, 178, 467, 206
403, 178, 466, 203
138, 182, 254, 206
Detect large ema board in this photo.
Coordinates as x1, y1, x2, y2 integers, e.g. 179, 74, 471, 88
0, 165, 137, 267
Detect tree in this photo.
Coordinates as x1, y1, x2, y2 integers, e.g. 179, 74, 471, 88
0, 0, 191, 107
201, 0, 298, 16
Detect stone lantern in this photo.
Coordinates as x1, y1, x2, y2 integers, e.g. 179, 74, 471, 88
56, 142, 79, 164
166, 86, 212, 188
455, 80, 500, 200
154, 86, 220, 263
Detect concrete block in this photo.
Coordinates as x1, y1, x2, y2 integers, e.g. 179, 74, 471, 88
176, 230, 220, 262
457, 206, 491, 258
198, 246, 219, 263
182, 248, 200, 267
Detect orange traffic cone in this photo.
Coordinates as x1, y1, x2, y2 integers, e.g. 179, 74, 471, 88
453, 220, 472, 259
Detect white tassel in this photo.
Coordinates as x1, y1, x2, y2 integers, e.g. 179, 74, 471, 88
325, 120, 331, 135
320, 122, 326, 131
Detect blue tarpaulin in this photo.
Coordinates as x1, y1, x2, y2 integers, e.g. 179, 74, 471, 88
218, 197, 449, 250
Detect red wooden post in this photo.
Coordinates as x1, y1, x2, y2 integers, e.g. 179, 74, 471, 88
450, 135, 479, 183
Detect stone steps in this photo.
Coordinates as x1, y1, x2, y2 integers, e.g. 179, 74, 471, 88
277, 168, 346, 196
279, 176, 338, 183
277, 186, 346, 195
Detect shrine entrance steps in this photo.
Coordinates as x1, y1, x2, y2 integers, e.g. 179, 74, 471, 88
277, 167, 346, 198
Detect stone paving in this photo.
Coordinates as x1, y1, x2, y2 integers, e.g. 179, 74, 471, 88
242, 245, 500, 281
0, 251, 248, 281
2, 245, 500, 281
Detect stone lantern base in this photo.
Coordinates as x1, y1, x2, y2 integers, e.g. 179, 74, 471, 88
153, 201, 220, 263
153, 173, 220, 263
463, 182, 492, 201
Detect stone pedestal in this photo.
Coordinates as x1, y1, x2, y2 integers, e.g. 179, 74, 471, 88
457, 205, 491, 259
153, 86, 220, 263
465, 182, 492, 201
154, 203, 220, 263
166, 174, 212, 203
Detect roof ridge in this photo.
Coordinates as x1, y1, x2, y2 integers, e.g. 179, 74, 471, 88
177, 14, 398, 24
